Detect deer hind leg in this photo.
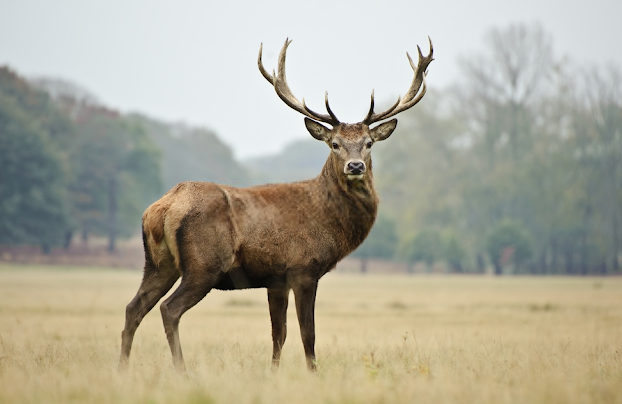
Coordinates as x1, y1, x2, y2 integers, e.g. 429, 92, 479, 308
267, 288, 290, 369
159, 265, 223, 372
159, 221, 230, 373
118, 260, 179, 371
293, 280, 319, 371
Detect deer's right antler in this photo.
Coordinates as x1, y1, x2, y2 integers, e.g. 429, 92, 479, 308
258, 39, 341, 126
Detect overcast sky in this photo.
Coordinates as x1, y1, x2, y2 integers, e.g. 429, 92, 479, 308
1, 0, 620, 159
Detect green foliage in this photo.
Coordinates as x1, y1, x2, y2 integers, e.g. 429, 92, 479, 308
373, 23, 622, 274
351, 216, 398, 272
399, 229, 467, 272
0, 68, 71, 249
130, 115, 249, 190
69, 108, 162, 248
244, 138, 327, 184
0, 69, 75, 149
2, 22, 621, 273
400, 229, 443, 268
443, 232, 468, 272
0, 66, 248, 253
486, 221, 534, 274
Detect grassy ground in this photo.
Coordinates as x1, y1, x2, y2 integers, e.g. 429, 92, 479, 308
0, 264, 620, 404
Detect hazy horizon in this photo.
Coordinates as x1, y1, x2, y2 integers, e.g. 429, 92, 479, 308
1, 0, 620, 159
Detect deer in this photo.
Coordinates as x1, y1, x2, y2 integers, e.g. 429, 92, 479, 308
118, 38, 433, 373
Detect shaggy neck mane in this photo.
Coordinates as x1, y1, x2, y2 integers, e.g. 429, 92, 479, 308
316, 153, 379, 254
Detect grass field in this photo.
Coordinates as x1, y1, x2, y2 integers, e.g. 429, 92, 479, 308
0, 264, 620, 403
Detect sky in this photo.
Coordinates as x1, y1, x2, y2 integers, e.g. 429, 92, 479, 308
1, 0, 620, 159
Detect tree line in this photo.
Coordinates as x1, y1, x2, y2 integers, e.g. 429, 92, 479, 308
354, 23, 621, 275
0, 70, 247, 252
1, 22, 620, 274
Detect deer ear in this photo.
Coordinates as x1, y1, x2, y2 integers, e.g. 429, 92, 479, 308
370, 119, 397, 142
305, 118, 331, 142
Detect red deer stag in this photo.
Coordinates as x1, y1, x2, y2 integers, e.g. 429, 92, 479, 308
118, 38, 434, 372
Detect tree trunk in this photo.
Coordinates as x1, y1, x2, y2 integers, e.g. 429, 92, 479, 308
538, 250, 547, 275
580, 205, 591, 275
360, 257, 368, 274
476, 253, 486, 274
63, 231, 73, 250
564, 250, 574, 275
108, 175, 118, 253
452, 262, 463, 273
550, 238, 558, 274
612, 211, 620, 273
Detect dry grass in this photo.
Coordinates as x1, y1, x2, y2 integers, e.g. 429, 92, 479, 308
0, 264, 620, 404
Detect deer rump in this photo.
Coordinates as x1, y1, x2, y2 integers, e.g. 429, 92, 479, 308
143, 181, 366, 291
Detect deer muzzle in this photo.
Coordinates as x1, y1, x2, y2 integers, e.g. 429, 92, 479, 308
345, 160, 366, 179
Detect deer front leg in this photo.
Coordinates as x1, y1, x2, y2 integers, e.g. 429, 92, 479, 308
293, 281, 318, 371
267, 288, 290, 369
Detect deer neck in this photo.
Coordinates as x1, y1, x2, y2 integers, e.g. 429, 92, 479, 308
316, 153, 379, 253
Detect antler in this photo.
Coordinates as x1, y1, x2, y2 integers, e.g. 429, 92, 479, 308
363, 37, 434, 125
258, 39, 340, 126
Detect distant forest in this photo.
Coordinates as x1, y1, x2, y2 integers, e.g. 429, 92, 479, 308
1, 23, 621, 274
0, 67, 248, 253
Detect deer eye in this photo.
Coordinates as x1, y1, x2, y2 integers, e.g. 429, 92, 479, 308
332, 142, 339, 150
366, 141, 373, 149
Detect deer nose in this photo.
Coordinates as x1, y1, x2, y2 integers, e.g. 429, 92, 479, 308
347, 161, 366, 175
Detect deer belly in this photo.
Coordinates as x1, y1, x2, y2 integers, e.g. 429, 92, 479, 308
214, 266, 287, 290
232, 229, 332, 279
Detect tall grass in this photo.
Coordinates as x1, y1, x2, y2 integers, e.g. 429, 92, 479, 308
0, 264, 620, 403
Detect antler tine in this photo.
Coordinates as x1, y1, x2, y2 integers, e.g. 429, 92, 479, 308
364, 89, 375, 123
301, 91, 339, 124
363, 37, 434, 125
364, 89, 401, 124
323, 91, 340, 124
257, 43, 274, 85
258, 39, 340, 126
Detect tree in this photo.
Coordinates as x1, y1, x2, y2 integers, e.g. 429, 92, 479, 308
567, 65, 622, 273
0, 90, 70, 250
32, 82, 163, 252
443, 232, 467, 273
70, 106, 161, 251
129, 115, 249, 190
486, 221, 533, 275
0, 69, 75, 150
453, 23, 561, 271
457, 22, 554, 165
351, 216, 398, 273
244, 138, 326, 184
400, 228, 443, 273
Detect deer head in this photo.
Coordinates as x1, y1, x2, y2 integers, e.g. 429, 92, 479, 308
258, 38, 434, 181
